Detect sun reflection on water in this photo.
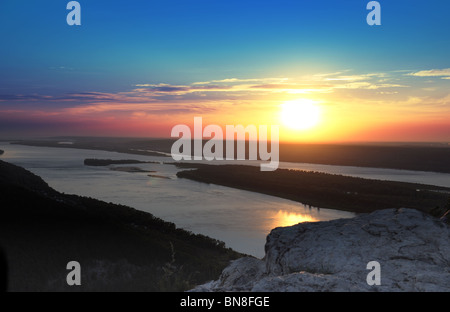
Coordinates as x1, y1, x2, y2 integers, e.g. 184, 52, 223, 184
271, 210, 318, 228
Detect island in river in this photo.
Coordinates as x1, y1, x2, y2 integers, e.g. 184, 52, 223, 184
175, 163, 450, 216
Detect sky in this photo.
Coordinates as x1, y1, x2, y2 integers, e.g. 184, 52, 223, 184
0, 0, 450, 142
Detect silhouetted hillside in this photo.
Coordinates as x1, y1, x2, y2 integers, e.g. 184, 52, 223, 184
0, 160, 241, 292
0, 247, 6, 292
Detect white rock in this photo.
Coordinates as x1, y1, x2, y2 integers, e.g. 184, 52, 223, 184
193, 208, 450, 292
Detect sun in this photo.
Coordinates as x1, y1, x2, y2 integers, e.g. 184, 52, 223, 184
280, 99, 322, 130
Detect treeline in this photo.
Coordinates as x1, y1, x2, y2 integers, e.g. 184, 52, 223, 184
176, 164, 450, 214
0, 160, 241, 291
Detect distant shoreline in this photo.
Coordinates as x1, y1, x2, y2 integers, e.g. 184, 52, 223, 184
9, 140, 170, 158
7, 138, 450, 174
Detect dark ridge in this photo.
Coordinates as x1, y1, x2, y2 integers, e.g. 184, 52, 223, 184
0, 160, 53, 195
0, 247, 6, 292
0, 160, 241, 291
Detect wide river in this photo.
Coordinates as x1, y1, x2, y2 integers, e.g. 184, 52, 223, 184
1, 142, 449, 258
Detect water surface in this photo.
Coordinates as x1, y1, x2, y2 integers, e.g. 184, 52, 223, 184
0, 143, 354, 258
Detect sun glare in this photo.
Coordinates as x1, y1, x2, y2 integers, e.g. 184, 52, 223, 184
280, 99, 321, 130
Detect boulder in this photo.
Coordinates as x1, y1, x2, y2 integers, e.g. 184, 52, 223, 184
193, 208, 450, 292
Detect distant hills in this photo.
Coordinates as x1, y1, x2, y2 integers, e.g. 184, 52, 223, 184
0, 160, 241, 291
278, 143, 450, 174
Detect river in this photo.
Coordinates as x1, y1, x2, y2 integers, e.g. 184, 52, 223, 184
1, 142, 449, 258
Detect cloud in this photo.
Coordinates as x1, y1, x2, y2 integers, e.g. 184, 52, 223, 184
248, 83, 333, 94
0, 71, 409, 109
0, 92, 124, 103
135, 81, 335, 96
192, 77, 289, 85
0, 94, 54, 101
134, 84, 190, 93
408, 68, 450, 78
333, 82, 407, 90
324, 73, 387, 82
136, 74, 397, 97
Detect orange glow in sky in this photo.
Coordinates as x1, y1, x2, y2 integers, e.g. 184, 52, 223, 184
1, 71, 449, 142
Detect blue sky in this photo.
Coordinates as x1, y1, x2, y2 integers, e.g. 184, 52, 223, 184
1, 0, 450, 140
2, 0, 449, 90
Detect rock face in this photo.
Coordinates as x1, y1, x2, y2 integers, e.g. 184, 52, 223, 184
193, 208, 450, 292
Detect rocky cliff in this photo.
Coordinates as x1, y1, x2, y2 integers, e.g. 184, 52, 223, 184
193, 208, 450, 292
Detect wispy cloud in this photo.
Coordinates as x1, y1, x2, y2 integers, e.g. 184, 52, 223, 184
0, 92, 123, 103
0, 71, 421, 121
323, 72, 387, 81
0, 71, 411, 106
0, 94, 54, 101
134, 72, 406, 98
191, 77, 289, 85
408, 68, 450, 78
